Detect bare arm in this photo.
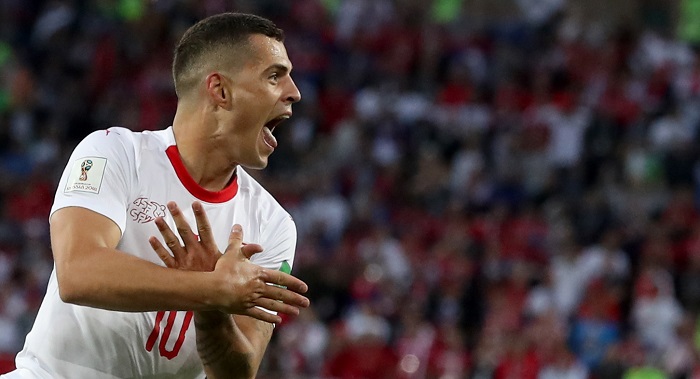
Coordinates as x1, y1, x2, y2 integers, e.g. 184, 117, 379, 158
194, 313, 274, 379
52, 205, 309, 320
52, 206, 218, 311
149, 202, 306, 378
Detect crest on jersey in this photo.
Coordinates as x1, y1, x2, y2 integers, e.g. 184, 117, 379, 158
129, 198, 167, 223
65, 157, 107, 194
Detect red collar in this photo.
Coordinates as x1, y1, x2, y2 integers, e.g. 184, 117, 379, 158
165, 145, 238, 203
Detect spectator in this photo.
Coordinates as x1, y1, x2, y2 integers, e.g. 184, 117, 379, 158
2, 1, 700, 377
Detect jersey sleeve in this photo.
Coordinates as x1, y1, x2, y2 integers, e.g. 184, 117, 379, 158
50, 128, 135, 235
251, 209, 297, 274
250, 209, 297, 317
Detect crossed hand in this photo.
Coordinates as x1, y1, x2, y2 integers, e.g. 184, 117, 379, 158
148, 201, 309, 323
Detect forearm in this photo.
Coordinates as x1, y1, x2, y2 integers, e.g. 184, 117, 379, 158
195, 311, 271, 379
57, 246, 220, 312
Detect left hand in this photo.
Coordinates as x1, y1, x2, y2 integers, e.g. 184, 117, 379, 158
149, 201, 309, 322
148, 201, 263, 272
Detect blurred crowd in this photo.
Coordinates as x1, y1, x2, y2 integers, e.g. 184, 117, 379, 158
2, 0, 700, 378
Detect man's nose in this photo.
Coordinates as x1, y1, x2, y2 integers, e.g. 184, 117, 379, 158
285, 78, 301, 104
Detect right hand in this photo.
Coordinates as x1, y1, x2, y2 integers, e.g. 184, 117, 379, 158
149, 201, 309, 324
212, 223, 310, 323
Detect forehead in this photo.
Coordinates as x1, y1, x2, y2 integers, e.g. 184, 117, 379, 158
246, 34, 291, 70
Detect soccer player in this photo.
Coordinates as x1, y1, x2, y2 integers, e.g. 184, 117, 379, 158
1, 12, 308, 379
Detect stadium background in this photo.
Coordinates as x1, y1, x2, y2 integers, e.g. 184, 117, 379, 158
1, 0, 700, 378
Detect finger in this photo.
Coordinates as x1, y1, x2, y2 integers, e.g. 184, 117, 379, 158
253, 297, 302, 316
155, 217, 187, 261
226, 224, 245, 258
261, 269, 309, 294
192, 202, 217, 252
261, 285, 310, 308
243, 307, 282, 324
167, 202, 198, 246
149, 236, 177, 268
241, 243, 263, 260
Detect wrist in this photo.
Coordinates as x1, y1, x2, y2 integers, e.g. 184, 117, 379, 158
200, 271, 228, 311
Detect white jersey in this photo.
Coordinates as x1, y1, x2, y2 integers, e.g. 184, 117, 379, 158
9, 127, 297, 379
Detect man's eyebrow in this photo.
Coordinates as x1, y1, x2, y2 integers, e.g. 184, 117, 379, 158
267, 63, 291, 74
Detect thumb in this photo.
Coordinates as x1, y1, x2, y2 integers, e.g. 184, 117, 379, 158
241, 243, 263, 260
226, 224, 263, 259
227, 224, 244, 257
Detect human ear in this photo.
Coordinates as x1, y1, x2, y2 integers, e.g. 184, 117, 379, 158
205, 72, 230, 106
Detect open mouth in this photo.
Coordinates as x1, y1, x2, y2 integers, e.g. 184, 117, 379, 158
264, 115, 288, 133
262, 115, 290, 149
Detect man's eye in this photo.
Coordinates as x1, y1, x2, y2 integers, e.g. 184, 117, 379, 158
269, 73, 279, 82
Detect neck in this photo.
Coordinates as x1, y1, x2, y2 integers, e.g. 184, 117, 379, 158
171, 104, 236, 192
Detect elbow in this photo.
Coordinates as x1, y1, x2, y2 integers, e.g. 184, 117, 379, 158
57, 274, 78, 304
56, 264, 86, 304
58, 283, 80, 304
205, 356, 257, 379
215, 361, 256, 379
230, 365, 255, 379
242, 364, 257, 379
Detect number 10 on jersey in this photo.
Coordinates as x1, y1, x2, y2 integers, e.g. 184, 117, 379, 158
145, 310, 193, 359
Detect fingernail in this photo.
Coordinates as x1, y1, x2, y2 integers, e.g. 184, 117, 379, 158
168, 203, 176, 211
232, 224, 242, 232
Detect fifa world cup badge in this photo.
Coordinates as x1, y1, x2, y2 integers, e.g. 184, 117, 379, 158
65, 157, 107, 194
80, 159, 93, 181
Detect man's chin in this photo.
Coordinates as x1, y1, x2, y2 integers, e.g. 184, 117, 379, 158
240, 158, 269, 171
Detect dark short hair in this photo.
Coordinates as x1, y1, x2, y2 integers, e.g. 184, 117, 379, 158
172, 12, 284, 97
